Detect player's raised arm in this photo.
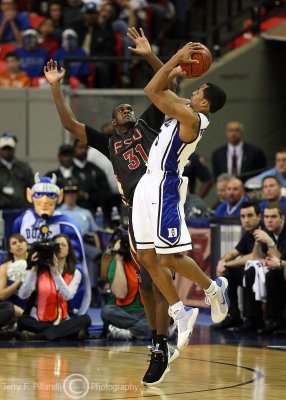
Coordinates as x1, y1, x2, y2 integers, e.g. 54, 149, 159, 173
127, 27, 163, 73
44, 60, 87, 143
144, 43, 202, 114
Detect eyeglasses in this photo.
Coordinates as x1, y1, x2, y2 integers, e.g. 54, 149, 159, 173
32, 192, 58, 199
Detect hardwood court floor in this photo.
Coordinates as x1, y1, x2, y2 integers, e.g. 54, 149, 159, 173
0, 327, 286, 400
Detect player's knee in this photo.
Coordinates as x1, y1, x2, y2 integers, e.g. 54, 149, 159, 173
157, 254, 171, 269
137, 251, 155, 272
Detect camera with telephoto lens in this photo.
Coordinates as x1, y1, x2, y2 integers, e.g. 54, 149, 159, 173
28, 239, 60, 269
105, 225, 131, 261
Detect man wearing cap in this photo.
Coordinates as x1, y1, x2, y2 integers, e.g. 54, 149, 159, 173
0, 131, 34, 209
13, 173, 91, 314
45, 143, 75, 190
15, 29, 49, 79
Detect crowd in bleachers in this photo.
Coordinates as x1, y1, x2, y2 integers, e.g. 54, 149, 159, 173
0, 0, 191, 88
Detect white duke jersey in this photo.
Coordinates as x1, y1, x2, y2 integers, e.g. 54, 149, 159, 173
147, 112, 209, 174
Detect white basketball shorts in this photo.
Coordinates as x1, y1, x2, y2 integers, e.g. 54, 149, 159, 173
132, 170, 192, 254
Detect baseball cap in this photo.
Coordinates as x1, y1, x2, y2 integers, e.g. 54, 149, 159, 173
0, 131, 17, 149
58, 144, 74, 156
82, 2, 97, 13
63, 178, 78, 192
22, 29, 39, 39
62, 29, 78, 39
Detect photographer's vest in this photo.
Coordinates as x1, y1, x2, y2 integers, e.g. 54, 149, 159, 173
36, 270, 73, 322
108, 259, 144, 310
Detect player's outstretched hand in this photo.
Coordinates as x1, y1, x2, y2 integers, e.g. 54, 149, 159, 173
44, 59, 65, 84
127, 27, 151, 57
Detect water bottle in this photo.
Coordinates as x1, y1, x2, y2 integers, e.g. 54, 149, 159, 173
110, 206, 120, 229
95, 207, 104, 229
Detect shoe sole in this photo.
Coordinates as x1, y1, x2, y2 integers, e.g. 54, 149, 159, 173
169, 348, 179, 364
141, 364, 170, 386
177, 308, 199, 351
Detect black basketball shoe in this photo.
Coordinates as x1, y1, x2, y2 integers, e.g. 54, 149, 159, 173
141, 344, 170, 386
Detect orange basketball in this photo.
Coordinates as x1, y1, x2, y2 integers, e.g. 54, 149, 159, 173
179, 44, 212, 78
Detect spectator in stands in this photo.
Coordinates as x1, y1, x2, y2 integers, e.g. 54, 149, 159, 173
17, 233, 91, 341
58, 181, 102, 308
211, 120, 267, 182
38, 17, 60, 57
101, 227, 151, 340
109, 0, 138, 84
47, 0, 63, 43
74, 1, 99, 52
80, 2, 118, 88
63, 0, 84, 29
145, 0, 176, 53
12, 173, 91, 315
53, 28, 89, 88
15, 29, 49, 79
238, 201, 286, 333
245, 148, 286, 189
0, 131, 34, 209
259, 175, 286, 216
0, 51, 30, 87
45, 143, 75, 189
0, 0, 30, 44
214, 177, 248, 217
183, 153, 213, 199
212, 173, 232, 210
72, 139, 112, 219
0, 233, 29, 321
214, 200, 261, 330
264, 252, 286, 335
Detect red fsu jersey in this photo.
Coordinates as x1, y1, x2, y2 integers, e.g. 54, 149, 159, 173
86, 104, 164, 206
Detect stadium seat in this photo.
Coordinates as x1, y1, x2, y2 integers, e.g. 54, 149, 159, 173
29, 14, 45, 30
0, 43, 18, 60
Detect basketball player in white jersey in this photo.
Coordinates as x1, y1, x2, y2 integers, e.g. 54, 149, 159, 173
132, 43, 229, 382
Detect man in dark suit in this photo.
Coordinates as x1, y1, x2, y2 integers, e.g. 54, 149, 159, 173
212, 120, 267, 182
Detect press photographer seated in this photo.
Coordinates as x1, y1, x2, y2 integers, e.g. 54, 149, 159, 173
16, 234, 91, 341
101, 227, 151, 341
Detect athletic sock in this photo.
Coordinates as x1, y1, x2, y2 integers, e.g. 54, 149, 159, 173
204, 281, 216, 295
156, 334, 168, 353
151, 330, 157, 347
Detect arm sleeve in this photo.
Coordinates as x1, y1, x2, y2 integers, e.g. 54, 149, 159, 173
85, 125, 111, 159
52, 269, 82, 301
18, 270, 37, 299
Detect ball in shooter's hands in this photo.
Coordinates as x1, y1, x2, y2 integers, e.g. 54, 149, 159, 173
180, 44, 212, 78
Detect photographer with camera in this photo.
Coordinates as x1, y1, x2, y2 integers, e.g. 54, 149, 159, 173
16, 234, 91, 341
101, 226, 151, 341
13, 172, 91, 314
